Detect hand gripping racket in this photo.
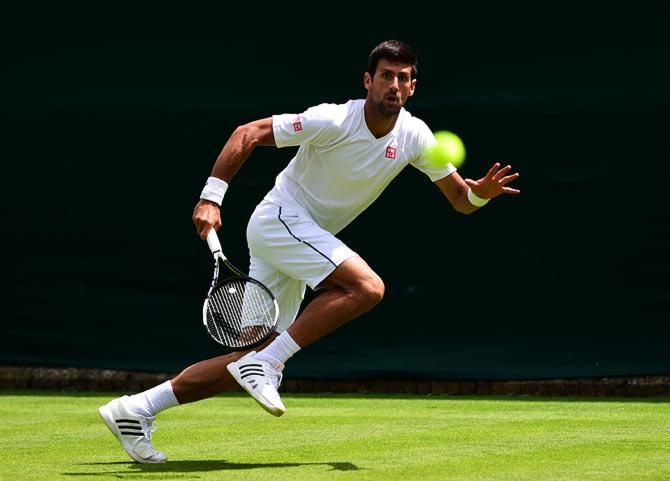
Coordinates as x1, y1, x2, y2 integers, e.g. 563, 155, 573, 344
203, 228, 279, 351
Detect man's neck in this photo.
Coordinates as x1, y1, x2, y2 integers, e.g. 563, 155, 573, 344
363, 100, 399, 138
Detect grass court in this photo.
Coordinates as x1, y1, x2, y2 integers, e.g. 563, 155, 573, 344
1, 391, 668, 480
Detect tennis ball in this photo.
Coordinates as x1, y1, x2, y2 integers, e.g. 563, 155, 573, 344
425, 130, 466, 168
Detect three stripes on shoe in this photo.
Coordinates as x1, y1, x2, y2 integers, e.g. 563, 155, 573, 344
240, 363, 264, 390
115, 419, 145, 436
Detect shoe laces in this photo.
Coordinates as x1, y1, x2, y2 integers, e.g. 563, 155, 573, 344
138, 416, 157, 441
265, 362, 283, 390
271, 371, 283, 390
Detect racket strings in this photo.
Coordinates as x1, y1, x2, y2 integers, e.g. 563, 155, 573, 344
205, 279, 277, 348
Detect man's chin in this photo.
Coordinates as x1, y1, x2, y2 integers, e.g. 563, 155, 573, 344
376, 101, 402, 116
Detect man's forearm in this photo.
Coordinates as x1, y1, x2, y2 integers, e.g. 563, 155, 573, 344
435, 175, 480, 215
210, 125, 261, 182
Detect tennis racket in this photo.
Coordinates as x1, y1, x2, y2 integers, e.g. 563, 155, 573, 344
202, 228, 279, 351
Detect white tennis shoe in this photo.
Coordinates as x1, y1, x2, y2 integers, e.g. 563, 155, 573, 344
227, 351, 286, 416
98, 396, 167, 464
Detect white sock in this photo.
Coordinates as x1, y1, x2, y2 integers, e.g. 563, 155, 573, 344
126, 380, 179, 417
254, 331, 301, 368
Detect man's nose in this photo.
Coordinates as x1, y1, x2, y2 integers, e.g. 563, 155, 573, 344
389, 76, 399, 90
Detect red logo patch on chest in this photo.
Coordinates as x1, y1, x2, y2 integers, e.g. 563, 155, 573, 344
292, 115, 303, 132
385, 146, 397, 159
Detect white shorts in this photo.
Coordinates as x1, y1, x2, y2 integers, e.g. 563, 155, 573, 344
246, 200, 357, 332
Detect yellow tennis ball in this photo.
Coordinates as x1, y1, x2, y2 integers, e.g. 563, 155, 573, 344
425, 130, 466, 168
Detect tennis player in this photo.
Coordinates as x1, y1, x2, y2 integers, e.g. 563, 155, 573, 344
99, 39, 520, 463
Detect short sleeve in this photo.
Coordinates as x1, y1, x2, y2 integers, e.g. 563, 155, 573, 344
272, 103, 343, 148
409, 121, 458, 182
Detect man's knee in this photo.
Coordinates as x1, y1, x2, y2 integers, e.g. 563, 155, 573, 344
355, 272, 385, 308
323, 256, 385, 308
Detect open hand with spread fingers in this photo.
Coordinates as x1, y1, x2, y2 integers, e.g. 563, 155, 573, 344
465, 163, 520, 200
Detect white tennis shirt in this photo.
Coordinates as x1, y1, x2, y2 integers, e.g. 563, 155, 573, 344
265, 99, 456, 234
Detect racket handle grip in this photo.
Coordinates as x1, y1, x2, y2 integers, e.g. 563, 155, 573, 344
206, 228, 223, 256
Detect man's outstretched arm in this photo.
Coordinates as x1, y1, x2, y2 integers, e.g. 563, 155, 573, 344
435, 162, 520, 214
193, 117, 275, 238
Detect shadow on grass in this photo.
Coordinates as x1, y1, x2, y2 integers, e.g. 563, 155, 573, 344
63, 460, 359, 476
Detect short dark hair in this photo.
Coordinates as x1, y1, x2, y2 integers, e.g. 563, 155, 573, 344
367, 40, 417, 79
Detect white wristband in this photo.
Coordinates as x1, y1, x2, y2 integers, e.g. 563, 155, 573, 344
467, 188, 490, 207
200, 177, 229, 206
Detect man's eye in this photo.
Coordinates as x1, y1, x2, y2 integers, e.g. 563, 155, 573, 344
382, 72, 392, 79
398, 74, 409, 82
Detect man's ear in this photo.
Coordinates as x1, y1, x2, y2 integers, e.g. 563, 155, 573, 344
363, 72, 372, 91
408, 78, 417, 97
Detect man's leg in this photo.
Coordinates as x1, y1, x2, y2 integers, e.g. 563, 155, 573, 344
228, 254, 384, 414
286, 255, 384, 347
170, 336, 275, 403
157, 254, 382, 413
173, 255, 382, 402
247, 254, 382, 373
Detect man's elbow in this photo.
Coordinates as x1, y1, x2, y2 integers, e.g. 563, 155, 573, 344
233, 123, 262, 150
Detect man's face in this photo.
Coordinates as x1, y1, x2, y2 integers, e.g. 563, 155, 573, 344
364, 59, 416, 116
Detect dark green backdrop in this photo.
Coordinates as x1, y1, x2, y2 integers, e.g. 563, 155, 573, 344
5, 2, 670, 380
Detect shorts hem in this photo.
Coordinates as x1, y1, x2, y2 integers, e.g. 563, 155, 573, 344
308, 251, 359, 290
